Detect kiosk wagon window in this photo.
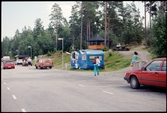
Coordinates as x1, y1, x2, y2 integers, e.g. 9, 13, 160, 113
89, 56, 96, 62
72, 52, 75, 59
71, 52, 78, 60
82, 55, 86, 60
75, 54, 78, 59
99, 56, 102, 60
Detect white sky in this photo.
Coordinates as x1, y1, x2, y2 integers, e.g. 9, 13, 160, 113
1, 1, 149, 41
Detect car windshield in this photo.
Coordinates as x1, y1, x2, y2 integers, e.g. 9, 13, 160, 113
44, 59, 51, 63
5, 61, 14, 64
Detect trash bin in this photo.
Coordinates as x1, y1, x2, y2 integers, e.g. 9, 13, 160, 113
133, 61, 139, 70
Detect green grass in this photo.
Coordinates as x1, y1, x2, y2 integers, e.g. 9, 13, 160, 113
103, 51, 131, 72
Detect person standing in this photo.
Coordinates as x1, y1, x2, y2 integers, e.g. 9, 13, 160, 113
93, 56, 100, 76
130, 51, 138, 67
93, 57, 97, 76
96, 56, 100, 75
27, 57, 32, 69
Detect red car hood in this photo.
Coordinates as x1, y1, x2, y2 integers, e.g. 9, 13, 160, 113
126, 69, 141, 73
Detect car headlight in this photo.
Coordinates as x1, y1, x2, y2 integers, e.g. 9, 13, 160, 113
124, 72, 127, 76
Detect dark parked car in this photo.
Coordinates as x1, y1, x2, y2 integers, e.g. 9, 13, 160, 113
3, 60, 15, 69
124, 57, 166, 89
112, 46, 130, 51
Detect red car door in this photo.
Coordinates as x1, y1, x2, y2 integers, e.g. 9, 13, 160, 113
140, 70, 159, 86
141, 60, 162, 87
158, 60, 166, 87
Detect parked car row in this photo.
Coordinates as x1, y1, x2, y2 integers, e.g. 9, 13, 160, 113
2, 58, 53, 70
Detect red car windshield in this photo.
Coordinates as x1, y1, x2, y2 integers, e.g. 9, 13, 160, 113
44, 59, 51, 63
5, 61, 14, 64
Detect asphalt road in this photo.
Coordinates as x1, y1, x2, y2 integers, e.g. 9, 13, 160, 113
1, 64, 166, 112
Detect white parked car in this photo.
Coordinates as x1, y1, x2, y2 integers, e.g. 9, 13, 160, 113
15, 59, 23, 65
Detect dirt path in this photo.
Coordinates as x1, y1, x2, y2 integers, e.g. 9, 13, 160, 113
118, 45, 151, 62
102, 46, 152, 76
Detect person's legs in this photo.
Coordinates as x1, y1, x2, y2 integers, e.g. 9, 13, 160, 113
97, 65, 99, 75
28, 62, 31, 69
94, 64, 97, 76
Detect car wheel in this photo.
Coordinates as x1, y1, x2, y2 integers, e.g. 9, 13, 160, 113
130, 76, 140, 89
35, 66, 38, 69
49, 66, 52, 69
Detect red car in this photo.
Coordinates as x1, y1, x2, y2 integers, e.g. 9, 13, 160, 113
124, 57, 166, 89
35, 58, 53, 69
3, 60, 15, 69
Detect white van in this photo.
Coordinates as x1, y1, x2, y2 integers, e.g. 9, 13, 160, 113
2, 56, 10, 61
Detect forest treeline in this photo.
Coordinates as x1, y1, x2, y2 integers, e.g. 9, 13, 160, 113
1, 1, 166, 59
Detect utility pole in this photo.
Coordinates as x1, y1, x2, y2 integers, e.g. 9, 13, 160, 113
161, 1, 164, 14
107, 17, 110, 49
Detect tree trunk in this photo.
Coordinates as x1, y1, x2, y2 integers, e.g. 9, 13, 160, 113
150, 1, 152, 42
87, 22, 88, 47
89, 21, 90, 40
108, 17, 110, 48
104, 2, 107, 47
80, 2, 83, 50
144, 1, 147, 48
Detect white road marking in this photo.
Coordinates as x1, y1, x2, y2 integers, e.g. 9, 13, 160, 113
103, 91, 113, 95
21, 108, 26, 112
7, 87, 10, 90
79, 84, 85, 87
12, 95, 17, 99
4, 82, 6, 85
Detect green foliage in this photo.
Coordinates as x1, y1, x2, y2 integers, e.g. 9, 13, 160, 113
150, 11, 166, 58
109, 29, 118, 47
102, 46, 109, 51
53, 48, 57, 53
47, 51, 52, 56
109, 52, 112, 57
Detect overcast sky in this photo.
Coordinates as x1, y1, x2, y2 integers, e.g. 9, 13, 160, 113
1, 1, 149, 41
